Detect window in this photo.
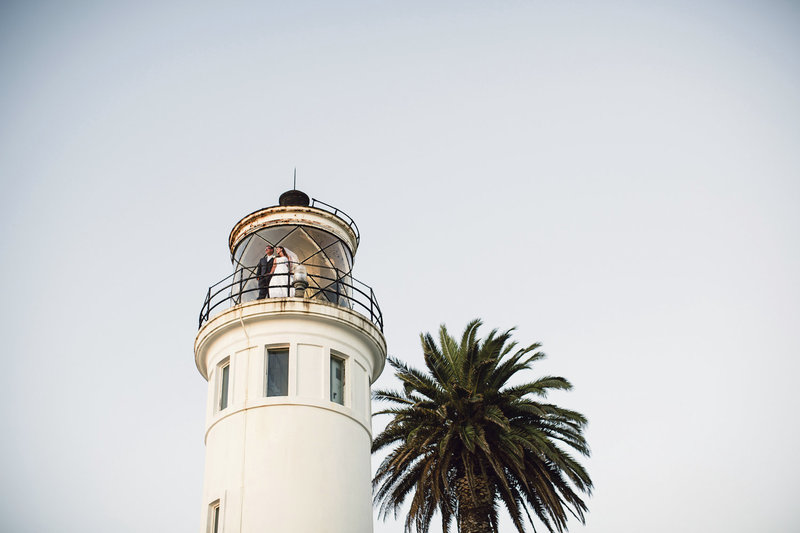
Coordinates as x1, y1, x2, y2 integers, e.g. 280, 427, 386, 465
218, 359, 230, 411
209, 500, 221, 533
330, 355, 345, 405
266, 348, 289, 397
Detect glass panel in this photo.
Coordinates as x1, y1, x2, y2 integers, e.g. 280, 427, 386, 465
267, 349, 289, 396
324, 241, 352, 276
212, 504, 220, 533
235, 227, 295, 304
230, 234, 252, 305
219, 364, 229, 410
339, 272, 354, 309
231, 225, 354, 305
235, 227, 293, 271
304, 227, 338, 250
321, 278, 342, 305
330, 356, 344, 405
282, 227, 321, 268
233, 234, 252, 268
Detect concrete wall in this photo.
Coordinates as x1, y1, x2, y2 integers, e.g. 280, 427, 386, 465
195, 299, 386, 533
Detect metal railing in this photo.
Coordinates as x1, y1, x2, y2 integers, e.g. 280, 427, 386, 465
198, 268, 383, 331
310, 198, 360, 246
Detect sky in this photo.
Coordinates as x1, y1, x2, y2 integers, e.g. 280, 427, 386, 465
1, 1, 798, 532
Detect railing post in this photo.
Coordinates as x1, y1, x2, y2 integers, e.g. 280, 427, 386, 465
369, 287, 375, 323
201, 287, 211, 328
235, 268, 241, 305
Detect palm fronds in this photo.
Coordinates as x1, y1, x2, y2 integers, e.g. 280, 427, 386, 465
372, 320, 592, 533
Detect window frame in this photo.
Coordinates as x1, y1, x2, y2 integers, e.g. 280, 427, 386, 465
330, 352, 346, 405
265, 346, 290, 397
208, 499, 222, 533
216, 357, 231, 412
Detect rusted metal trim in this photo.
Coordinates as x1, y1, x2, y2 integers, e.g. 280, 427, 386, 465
228, 205, 359, 257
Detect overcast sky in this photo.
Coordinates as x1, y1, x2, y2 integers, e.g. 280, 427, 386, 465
1, 1, 798, 532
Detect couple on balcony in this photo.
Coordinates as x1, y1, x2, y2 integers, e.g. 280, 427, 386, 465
256, 245, 299, 299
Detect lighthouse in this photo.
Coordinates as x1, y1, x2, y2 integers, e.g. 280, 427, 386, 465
194, 190, 386, 533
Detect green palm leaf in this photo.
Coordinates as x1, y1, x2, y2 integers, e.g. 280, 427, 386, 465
372, 320, 592, 533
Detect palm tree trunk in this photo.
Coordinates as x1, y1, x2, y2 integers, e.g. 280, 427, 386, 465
456, 476, 493, 533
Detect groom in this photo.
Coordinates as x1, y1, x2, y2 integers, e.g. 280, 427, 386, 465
256, 245, 275, 299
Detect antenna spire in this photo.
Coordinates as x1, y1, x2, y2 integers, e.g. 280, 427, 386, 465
293, 168, 297, 189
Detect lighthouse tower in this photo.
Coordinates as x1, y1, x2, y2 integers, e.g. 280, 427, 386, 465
194, 190, 386, 533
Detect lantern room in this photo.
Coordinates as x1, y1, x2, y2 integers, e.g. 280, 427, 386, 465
199, 190, 382, 330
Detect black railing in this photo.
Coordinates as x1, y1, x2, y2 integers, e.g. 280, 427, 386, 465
198, 268, 382, 332
310, 198, 360, 246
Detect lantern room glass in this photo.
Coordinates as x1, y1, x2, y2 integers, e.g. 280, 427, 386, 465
230, 225, 354, 306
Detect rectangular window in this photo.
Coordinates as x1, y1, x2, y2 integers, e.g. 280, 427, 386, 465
330, 355, 345, 405
209, 500, 221, 533
266, 348, 289, 397
218, 359, 230, 411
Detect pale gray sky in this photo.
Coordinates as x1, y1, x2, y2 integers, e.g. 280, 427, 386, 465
1, 1, 798, 532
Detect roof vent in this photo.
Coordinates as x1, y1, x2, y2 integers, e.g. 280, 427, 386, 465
279, 189, 310, 207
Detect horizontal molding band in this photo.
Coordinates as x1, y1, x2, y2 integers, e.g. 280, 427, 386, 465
204, 397, 372, 444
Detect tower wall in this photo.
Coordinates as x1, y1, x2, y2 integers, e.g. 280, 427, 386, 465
195, 299, 386, 533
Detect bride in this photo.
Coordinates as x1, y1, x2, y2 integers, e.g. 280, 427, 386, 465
269, 246, 297, 297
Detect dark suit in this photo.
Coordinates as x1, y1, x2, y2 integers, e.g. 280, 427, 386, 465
256, 255, 275, 299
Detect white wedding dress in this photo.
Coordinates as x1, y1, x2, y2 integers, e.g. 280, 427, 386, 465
269, 256, 290, 297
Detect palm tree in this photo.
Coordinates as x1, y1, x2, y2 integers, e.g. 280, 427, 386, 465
372, 320, 592, 533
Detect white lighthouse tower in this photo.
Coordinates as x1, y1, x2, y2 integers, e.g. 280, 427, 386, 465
194, 190, 386, 533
